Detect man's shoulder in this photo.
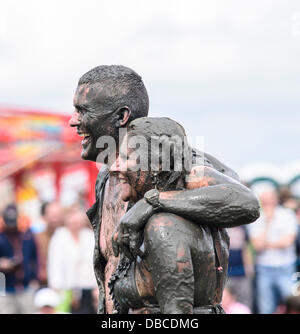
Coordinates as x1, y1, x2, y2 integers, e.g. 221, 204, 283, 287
94, 165, 109, 198
96, 164, 109, 183
86, 165, 109, 223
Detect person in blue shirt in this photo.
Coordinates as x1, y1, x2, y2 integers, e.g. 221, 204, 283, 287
227, 225, 254, 311
0, 204, 38, 314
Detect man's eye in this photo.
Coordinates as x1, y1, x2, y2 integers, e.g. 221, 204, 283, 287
78, 108, 87, 115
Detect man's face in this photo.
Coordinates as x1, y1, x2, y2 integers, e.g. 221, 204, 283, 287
69, 83, 119, 161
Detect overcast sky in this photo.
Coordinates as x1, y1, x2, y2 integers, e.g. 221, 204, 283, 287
1, 0, 299, 171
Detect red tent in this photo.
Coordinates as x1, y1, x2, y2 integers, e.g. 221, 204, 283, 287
0, 106, 98, 207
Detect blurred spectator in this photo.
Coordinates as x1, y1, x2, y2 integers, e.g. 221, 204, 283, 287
226, 226, 254, 311
278, 186, 298, 211
91, 287, 99, 314
35, 201, 64, 285
0, 204, 38, 314
222, 283, 252, 314
47, 207, 96, 313
34, 287, 61, 314
274, 295, 300, 314
296, 205, 300, 272
284, 295, 300, 314
247, 189, 298, 314
296, 205, 300, 223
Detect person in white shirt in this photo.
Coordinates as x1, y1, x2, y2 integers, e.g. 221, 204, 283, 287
47, 207, 97, 311
247, 189, 298, 314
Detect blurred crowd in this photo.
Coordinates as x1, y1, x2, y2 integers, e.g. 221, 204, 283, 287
0, 185, 300, 314
223, 185, 300, 314
0, 201, 98, 314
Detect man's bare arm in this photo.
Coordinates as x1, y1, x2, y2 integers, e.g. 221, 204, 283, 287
112, 165, 260, 258
158, 165, 260, 228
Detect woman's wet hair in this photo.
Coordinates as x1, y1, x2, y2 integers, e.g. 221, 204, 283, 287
127, 117, 192, 191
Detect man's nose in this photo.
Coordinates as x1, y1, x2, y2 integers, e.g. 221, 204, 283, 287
69, 111, 80, 127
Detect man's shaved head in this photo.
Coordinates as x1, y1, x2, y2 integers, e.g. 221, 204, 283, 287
70, 65, 149, 161
78, 65, 149, 122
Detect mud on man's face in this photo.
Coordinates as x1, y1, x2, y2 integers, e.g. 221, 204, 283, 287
69, 83, 121, 161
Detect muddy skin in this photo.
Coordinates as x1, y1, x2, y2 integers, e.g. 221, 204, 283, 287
87, 138, 259, 313
112, 119, 260, 259
70, 66, 260, 314
112, 213, 229, 314
70, 83, 124, 161
100, 176, 128, 313
159, 165, 260, 229
109, 117, 229, 314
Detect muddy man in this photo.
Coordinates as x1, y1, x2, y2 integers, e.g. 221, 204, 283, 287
69, 65, 260, 314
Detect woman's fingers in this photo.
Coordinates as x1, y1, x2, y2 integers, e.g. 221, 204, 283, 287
112, 224, 144, 261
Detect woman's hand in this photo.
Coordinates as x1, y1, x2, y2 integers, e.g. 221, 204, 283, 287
112, 199, 154, 260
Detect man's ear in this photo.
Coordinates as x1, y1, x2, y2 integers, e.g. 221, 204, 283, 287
116, 106, 131, 127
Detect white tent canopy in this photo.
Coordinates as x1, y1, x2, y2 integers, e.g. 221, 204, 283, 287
239, 161, 300, 186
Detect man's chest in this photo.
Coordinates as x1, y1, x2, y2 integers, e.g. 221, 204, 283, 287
99, 176, 128, 261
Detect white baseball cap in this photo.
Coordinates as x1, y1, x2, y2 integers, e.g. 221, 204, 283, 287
34, 288, 60, 308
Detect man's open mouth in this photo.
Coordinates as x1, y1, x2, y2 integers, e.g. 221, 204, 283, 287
78, 132, 91, 146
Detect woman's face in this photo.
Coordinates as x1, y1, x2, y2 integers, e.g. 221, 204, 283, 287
109, 134, 152, 202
